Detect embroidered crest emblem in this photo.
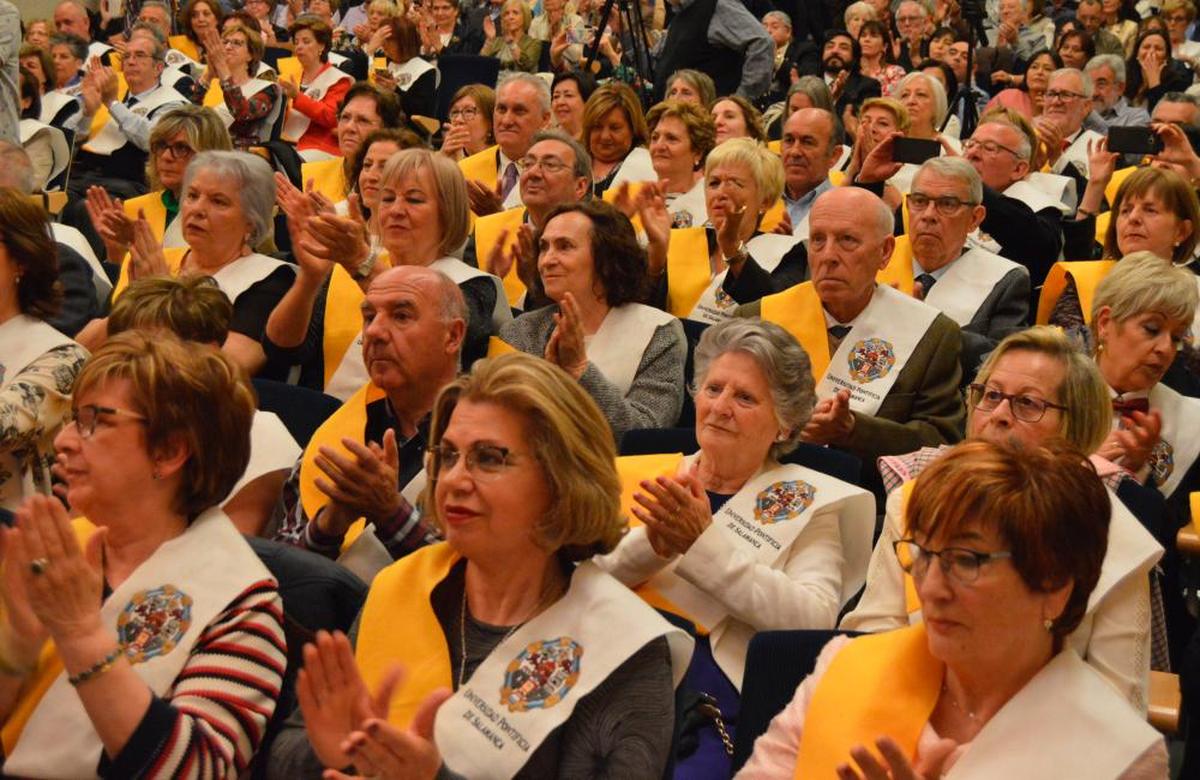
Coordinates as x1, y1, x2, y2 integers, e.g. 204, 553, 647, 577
500, 637, 583, 713
1147, 439, 1175, 488
753, 479, 816, 525
397, 73, 412, 87
847, 337, 896, 383
712, 286, 735, 310
117, 585, 193, 663
671, 210, 694, 228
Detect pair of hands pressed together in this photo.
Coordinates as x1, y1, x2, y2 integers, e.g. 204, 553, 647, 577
84, 187, 170, 277
630, 460, 711, 558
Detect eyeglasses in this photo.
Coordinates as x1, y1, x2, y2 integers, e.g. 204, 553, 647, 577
962, 137, 1020, 158
69, 404, 148, 439
893, 539, 1013, 584
428, 443, 525, 481
151, 140, 195, 158
907, 192, 977, 215
896, 14, 924, 23
449, 106, 479, 120
1044, 89, 1087, 102
123, 51, 161, 62
1165, 13, 1190, 23
517, 156, 570, 174
967, 383, 1068, 422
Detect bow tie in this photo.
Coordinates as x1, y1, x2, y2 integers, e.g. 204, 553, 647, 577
1112, 396, 1150, 416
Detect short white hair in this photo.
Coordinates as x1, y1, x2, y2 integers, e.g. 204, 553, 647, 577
183, 151, 277, 247
1050, 67, 1094, 99
844, 1, 877, 23
892, 71, 948, 127
497, 72, 551, 115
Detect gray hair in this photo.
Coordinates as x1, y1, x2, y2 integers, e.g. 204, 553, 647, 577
50, 33, 88, 62
140, 0, 174, 14
763, 10, 792, 28
976, 117, 1033, 161
844, 1, 877, 24
892, 0, 933, 16
182, 151, 276, 247
914, 156, 983, 204
1092, 251, 1199, 326
1085, 54, 1126, 84
127, 24, 167, 60
787, 76, 833, 112
692, 318, 816, 459
0, 141, 35, 195
892, 71, 948, 128
497, 72, 552, 115
531, 129, 593, 186
1158, 91, 1200, 127
1050, 67, 1094, 99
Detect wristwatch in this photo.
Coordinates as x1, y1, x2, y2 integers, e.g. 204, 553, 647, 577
725, 240, 749, 265
353, 247, 380, 279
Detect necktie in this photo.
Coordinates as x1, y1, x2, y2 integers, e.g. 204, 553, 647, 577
915, 273, 937, 298
125, 93, 138, 107
1112, 396, 1150, 416
500, 162, 519, 201
828, 325, 852, 340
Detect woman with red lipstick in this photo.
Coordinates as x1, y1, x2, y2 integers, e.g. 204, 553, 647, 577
742, 440, 1166, 778
1090, 254, 1200, 514
288, 352, 692, 778
843, 326, 1162, 714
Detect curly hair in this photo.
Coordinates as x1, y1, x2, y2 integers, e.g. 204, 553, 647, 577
530, 200, 648, 307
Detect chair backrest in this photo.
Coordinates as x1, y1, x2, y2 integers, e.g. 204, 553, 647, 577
252, 378, 342, 448
731, 629, 861, 772
434, 55, 502, 121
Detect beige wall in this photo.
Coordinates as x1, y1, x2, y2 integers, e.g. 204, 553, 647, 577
20, 0, 62, 23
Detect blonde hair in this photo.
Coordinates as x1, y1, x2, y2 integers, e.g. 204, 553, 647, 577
860, 97, 912, 133
379, 148, 471, 255
74, 332, 255, 519
423, 352, 624, 561
704, 137, 785, 209
1092, 250, 1199, 327
972, 326, 1111, 455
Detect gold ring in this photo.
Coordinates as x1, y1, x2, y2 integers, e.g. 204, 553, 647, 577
30, 558, 49, 576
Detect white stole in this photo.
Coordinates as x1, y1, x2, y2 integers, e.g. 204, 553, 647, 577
433, 563, 692, 779
1004, 177, 1073, 215
19, 119, 70, 186
84, 84, 187, 155
429, 256, 511, 330
685, 232, 798, 325
50, 223, 113, 306
4, 510, 272, 778
282, 65, 353, 142
211, 252, 290, 303
585, 304, 676, 396
637, 457, 874, 631
945, 650, 1161, 779
223, 410, 301, 505
667, 178, 707, 228
1052, 129, 1104, 179
214, 78, 279, 142
1025, 171, 1079, 211
336, 470, 428, 584
817, 285, 940, 416
922, 247, 1025, 327
39, 90, 79, 126
388, 57, 435, 90
608, 146, 657, 190
1146, 382, 1200, 498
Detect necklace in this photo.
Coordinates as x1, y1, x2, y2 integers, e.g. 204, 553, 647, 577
456, 587, 525, 689
941, 680, 980, 722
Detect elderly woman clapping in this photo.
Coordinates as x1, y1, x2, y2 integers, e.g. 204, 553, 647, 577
269, 352, 691, 778
741, 440, 1167, 778
599, 318, 874, 778
0, 332, 286, 778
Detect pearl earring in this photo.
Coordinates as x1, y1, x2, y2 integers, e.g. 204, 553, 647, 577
1043, 618, 1053, 632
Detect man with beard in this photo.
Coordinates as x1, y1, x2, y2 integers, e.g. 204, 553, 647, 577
796, 30, 881, 119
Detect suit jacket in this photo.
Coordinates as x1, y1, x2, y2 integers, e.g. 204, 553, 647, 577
956, 265, 1031, 380
793, 48, 882, 114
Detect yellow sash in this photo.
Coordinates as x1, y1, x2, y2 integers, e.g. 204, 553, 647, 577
600, 181, 645, 231
458, 145, 499, 190
356, 542, 459, 728
759, 199, 787, 233
759, 282, 831, 381
473, 207, 528, 306
1191, 491, 1200, 536
1035, 260, 1116, 325
1, 520, 98, 754
613, 453, 711, 631
367, 56, 387, 85
1105, 166, 1136, 206
298, 382, 387, 534
829, 170, 847, 187
1095, 210, 1111, 246
321, 265, 368, 388
276, 56, 303, 84
123, 190, 168, 243
202, 78, 223, 108
301, 156, 349, 202
877, 235, 915, 296
168, 36, 201, 63
767, 139, 780, 155
112, 246, 187, 299
793, 624, 943, 778
899, 480, 921, 614
486, 336, 516, 358
665, 226, 711, 317
85, 73, 129, 144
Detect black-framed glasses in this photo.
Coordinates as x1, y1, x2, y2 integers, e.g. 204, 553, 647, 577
962, 138, 1020, 158
427, 443, 524, 481
1044, 89, 1086, 102
150, 140, 195, 159
893, 539, 1012, 584
69, 404, 148, 439
967, 383, 1067, 423
907, 192, 977, 215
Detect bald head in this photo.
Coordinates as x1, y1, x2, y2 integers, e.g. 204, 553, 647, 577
781, 108, 842, 198
54, 1, 92, 40
808, 187, 896, 321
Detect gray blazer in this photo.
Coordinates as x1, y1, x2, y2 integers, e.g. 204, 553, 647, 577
959, 266, 1031, 382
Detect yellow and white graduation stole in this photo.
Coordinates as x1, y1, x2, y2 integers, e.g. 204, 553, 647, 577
282, 65, 352, 142
38, 89, 79, 125
433, 562, 690, 778
585, 304, 677, 396
1035, 260, 1116, 325
472, 206, 528, 306
618, 453, 874, 632
922, 247, 1025, 327
114, 250, 288, 303
1145, 382, 1200, 498
667, 178, 707, 228
815, 284, 938, 417
166, 35, 202, 66
301, 155, 349, 202
759, 281, 831, 380
0, 316, 75, 511
459, 144, 500, 192
876, 235, 915, 296
681, 231, 800, 325
387, 56, 435, 89
84, 82, 183, 155
3, 511, 271, 778
123, 190, 185, 248
321, 265, 370, 400
607, 146, 657, 190
207, 77, 278, 140
665, 226, 712, 319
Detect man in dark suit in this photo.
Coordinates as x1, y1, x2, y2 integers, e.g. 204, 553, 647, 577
907, 157, 1031, 379
760, 9, 803, 109
796, 29, 881, 119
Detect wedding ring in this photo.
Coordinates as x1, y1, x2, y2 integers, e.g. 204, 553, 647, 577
30, 558, 49, 576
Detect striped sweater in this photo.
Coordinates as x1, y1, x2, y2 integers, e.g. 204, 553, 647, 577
98, 579, 287, 779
